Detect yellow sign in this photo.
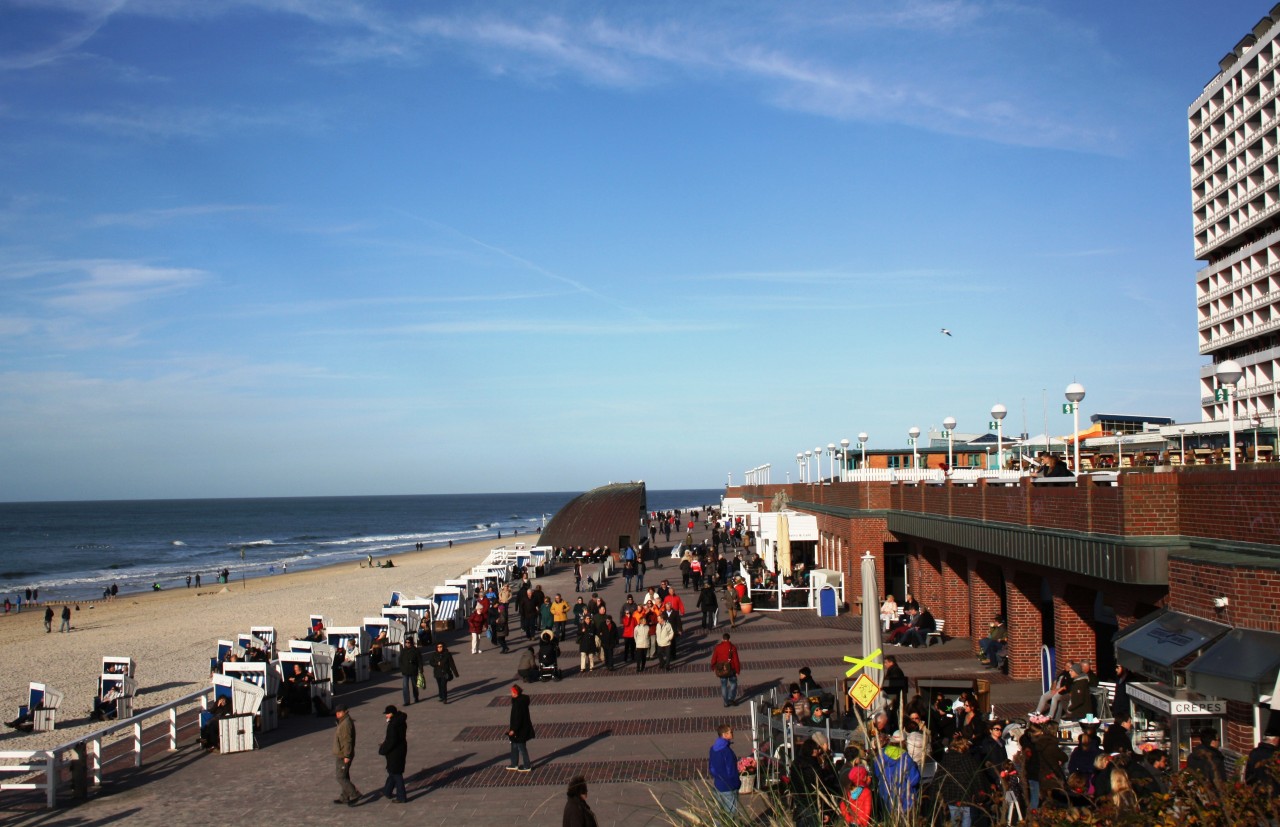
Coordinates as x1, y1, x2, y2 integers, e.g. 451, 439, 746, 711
848, 674, 881, 710
843, 648, 883, 678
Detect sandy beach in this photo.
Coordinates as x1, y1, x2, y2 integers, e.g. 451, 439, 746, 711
0, 536, 531, 753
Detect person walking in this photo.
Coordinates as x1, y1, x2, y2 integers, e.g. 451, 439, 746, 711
710, 633, 741, 707
468, 604, 487, 654
43, 605, 53, 633
562, 775, 598, 827
398, 638, 422, 705
378, 704, 408, 803
332, 704, 361, 806
633, 612, 652, 673
428, 642, 459, 704
708, 723, 741, 816
507, 685, 535, 772
696, 582, 717, 629
59, 605, 71, 633
577, 620, 598, 674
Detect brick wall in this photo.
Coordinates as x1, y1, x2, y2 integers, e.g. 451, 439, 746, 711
1006, 569, 1044, 681
969, 563, 1002, 659
941, 551, 972, 641
918, 547, 943, 609
1051, 576, 1097, 669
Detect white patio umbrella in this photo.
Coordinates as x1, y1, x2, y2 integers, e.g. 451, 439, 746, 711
776, 512, 791, 579
860, 551, 885, 712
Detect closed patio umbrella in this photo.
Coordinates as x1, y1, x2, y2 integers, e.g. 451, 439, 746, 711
776, 512, 791, 580
860, 551, 885, 712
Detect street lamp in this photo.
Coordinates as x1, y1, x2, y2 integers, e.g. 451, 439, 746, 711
942, 417, 956, 469
1216, 360, 1243, 471
908, 426, 921, 469
815, 446, 823, 483
796, 452, 804, 483
840, 438, 850, 481
827, 443, 837, 483
1178, 427, 1186, 466
857, 432, 869, 470
1065, 383, 1086, 474
991, 404, 1007, 471
804, 450, 813, 483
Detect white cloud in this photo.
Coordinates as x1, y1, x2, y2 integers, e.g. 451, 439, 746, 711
2, 258, 208, 314
88, 204, 274, 228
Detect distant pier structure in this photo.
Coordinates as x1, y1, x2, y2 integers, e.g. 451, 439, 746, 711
538, 482, 647, 556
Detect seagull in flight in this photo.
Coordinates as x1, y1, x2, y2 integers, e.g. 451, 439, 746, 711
941, 328, 952, 336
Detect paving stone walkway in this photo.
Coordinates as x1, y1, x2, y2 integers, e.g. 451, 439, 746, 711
1, 522, 1041, 826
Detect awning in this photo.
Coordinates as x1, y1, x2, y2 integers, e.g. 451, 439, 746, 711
1114, 611, 1229, 685
1185, 627, 1280, 704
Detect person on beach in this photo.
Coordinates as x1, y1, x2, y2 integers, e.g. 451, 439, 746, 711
428, 642, 459, 704
398, 639, 422, 705
711, 633, 741, 707
332, 704, 360, 806
59, 604, 71, 633
506, 685, 534, 772
378, 704, 408, 804
44, 605, 53, 633
562, 775, 598, 827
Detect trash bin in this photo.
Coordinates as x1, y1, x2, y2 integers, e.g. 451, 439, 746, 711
976, 678, 991, 719
818, 586, 837, 617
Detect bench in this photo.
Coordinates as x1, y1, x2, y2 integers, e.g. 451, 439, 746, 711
925, 619, 946, 647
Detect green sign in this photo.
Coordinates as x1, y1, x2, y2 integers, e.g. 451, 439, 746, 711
906, 437, 917, 446
1214, 388, 1229, 402
1061, 402, 1077, 414
988, 420, 998, 430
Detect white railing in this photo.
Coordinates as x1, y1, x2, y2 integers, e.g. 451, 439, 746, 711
840, 468, 1024, 484
0, 686, 212, 808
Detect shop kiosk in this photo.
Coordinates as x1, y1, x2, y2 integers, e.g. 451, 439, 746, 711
220, 661, 278, 731
210, 674, 263, 754
98, 656, 138, 720
326, 626, 371, 683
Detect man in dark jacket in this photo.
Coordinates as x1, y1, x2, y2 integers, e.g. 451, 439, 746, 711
1184, 728, 1227, 789
398, 639, 422, 705
377, 705, 408, 803
937, 735, 981, 827
1064, 663, 1092, 720
507, 685, 535, 772
1102, 713, 1134, 756
1128, 748, 1169, 798
882, 655, 908, 714
427, 642, 459, 704
1245, 726, 1280, 795
562, 775, 598, 827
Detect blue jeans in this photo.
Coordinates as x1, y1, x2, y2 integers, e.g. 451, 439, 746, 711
382, 771, 406, 802
949, 804, 972, 827
624, 575, 633, 592
510, 741, 530, 769
402, 674, 418, 704
720, 675, 738, 706
714, 789, 738, 817
1027, 779, 1040, 810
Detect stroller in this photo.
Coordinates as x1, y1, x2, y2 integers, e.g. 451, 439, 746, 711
537, 632, 562, 681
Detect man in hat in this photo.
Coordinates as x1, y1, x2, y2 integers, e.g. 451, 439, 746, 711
332, 704, 361, 806
1064, 663, 1093, 720
507, 685, 535, 772
1245, 719, 1280, 795
378, 704, 408, 803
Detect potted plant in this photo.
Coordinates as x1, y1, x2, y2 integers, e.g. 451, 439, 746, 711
737, 756, 757, 794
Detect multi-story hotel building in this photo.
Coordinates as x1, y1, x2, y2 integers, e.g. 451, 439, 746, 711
1192, 6, 1280, 421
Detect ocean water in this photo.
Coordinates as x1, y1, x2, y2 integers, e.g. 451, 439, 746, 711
0, 489, 720, 603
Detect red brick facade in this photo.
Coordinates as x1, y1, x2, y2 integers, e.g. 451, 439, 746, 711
730, 469, 1280, 754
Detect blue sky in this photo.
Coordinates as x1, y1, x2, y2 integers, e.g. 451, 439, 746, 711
0, 0, 1267, 501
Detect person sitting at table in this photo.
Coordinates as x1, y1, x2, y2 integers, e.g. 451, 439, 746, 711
887, 607, 921, 644
900, 606, 937, 648
879, 595, 899, 631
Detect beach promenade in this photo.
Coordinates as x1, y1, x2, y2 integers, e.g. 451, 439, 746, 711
1, 528, 1040, 826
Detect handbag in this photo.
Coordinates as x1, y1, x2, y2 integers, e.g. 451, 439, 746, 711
416, 674, 426, 689
715, 660, 734, 678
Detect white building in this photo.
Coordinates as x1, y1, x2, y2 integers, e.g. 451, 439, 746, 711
1190, 5, 1280, 421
